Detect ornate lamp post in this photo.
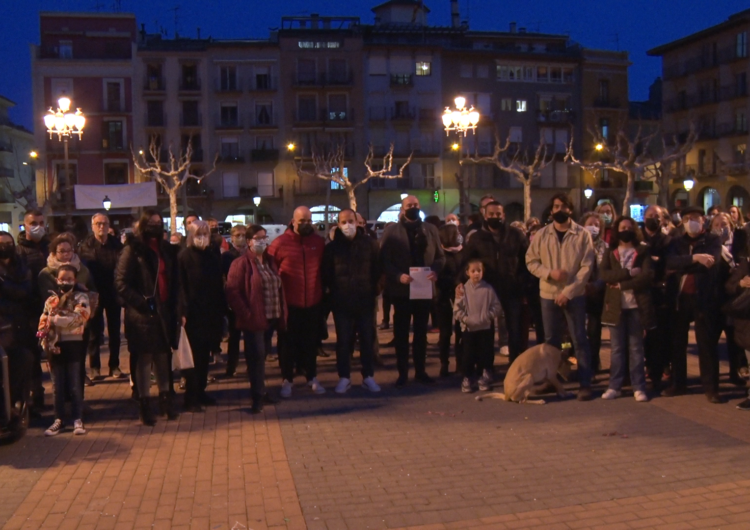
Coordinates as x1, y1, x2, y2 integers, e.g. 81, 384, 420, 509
44, 96, 85, 229
442, 96, 480, 221
102, 195, 112, 211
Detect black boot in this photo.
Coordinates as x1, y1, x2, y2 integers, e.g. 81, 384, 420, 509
159, 391, 179, 420
139, 398, 156, 426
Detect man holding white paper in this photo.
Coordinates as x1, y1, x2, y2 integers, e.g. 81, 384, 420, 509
380, 196, 445, 387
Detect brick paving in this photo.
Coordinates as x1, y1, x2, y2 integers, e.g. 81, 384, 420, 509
1, 323, 749, 530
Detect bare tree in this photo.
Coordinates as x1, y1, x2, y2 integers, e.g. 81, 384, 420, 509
294, 143, 413, 212
566, 119, 698, 216
469, 134, 555, 221
132, 136, 217, 234
1, 141, 39, 210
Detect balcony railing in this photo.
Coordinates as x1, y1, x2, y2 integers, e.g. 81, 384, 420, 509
219, 152, 245, 164
390, 74, 413, 87
179, 77, 201, 92
249, 76, 278, 91
292, 72, 353, 87
215, 79, 242, 92
324, 108, 355, 124
537, 109, 575, 124
391, 107, 416, 121
215, 114, 242, 129
663, 46, 745, 80
143, 77, 165, 92
593, 97, 621, 109
418, 108, 436, 122
248, 111, 278, 128
0, 142, 12, 153
101, 138, 126, 152
294, 108, 323, 124
180, 113, 203, 127
251, 148, 280, 162
104, 101, 129, 113
145, 112, 166, 127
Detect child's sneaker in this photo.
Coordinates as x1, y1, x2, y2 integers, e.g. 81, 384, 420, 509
73, 419, 87, 435
45, 419, 64, 436
478, 370, 493, 391
461, 377, 473, 393
601, 388, 621, 400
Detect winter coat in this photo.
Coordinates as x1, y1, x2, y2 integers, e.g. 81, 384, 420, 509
0, 256, 32, 349
525, 221, 595, 301
115, 237, 179, 353
38, 254, 96, 301
16, 235, 49, 310
461, 225, 529, 300
726, 257, 750, 350
436, 247, 462, 304
78, 234, 123, 306
225, 251, 287, 333
322, 228, 382, 313
267, 229, 324, 309
379, 219, 445, 299
665, 231, 722, 312
39, 287, 91, 345
221, 245, 243, 279
585, 237, 608, 315
598, 244, 656, 330
453, 279, 502, 332
177, 246, 226, 345
642, 229, 672, 309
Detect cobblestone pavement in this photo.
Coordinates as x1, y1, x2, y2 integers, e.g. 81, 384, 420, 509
2, 324, 750, 530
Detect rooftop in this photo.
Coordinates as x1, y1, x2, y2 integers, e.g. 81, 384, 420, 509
647, 8, 750, 56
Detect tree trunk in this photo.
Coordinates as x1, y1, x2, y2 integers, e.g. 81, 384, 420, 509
621, 169, 636, 217
168, 189, 178, 235
523, 179, 532, 221
346, 185, 358, 211
657, 171, 670, 208
456, 171, 468, 224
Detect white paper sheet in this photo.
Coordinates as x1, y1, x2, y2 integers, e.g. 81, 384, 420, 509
409, 267, 433, 300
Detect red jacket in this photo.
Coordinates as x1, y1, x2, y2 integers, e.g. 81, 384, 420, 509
225, 252, 287, 332
268, 229, 324, 308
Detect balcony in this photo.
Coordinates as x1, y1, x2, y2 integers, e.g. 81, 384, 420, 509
251, 148, 280, 162
143, 76, 165, 93
0, 166, 14, 179
418, 108, 437, 123
219, 152, 245, 164
593, 97, 621, 109
663, 46, 745, 80
191, 149, 204, 162
294, 108, 323, 125
180, 113, 202, 127
391, 107, 416, 122
215, 114, 242, 130
248, 111, 278, 129
101, 138, 126, 152
369, 107, 388, 122
411, 141, 442, 157
178, 77, 201, 93
103, 100, 129, 113
292, 72, 353, 87
390, 74, 413, 88
537, 109, 575, 125
145, 112, 166, 128
215, 79, 242, 93
324, 108, 355, 126
249, 76, 278, 91
0, 142, 12, 153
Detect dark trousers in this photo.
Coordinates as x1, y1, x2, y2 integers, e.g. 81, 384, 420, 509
670, 294, 720, 393
184, 332, 212, 403
334, 309, 375, 379
50, 341, 84, 421
87, 301, 121, 370
501, 296, 523, 364
437, 299, 463, 372
280, 305, 321, 382
644, 305, 670, 384
381, 293, 392, 325
135, 351, 170, 398
227, 311, 242, 374
462, 328, 495, 378
586, 311, 603, 372
241, 321, 276, 401
392, 297, 431, 378
528, 294, 545, 346
720, 324, 748, 376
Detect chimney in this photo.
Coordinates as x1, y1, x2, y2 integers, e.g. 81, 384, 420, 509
519, 27, 526, 34
311, 13, 319, 29
450, 0, 460, 29
196, 27, 201, 39
509, 21, 517, 33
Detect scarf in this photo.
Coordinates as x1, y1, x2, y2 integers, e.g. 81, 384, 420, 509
47, 252, 81, 272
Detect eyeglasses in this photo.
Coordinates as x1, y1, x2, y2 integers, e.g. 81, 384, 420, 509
93, 222, 109, 227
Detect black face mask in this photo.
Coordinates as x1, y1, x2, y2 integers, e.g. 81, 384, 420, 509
485, 218, 503, 230
297, 223, 314, 237
618, 230, 636, 244
404, 208, 421, 221
552, 211, 570, 224
59, 283, 74, 293
143, 225, 164, 239
210, 227, 219, 235
644, 218, 660, 233
0, 244, 14, 259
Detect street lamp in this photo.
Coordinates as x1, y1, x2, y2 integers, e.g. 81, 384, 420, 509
595, 143, 604, 151
253, 196, 261, 207
44, 96, 86, 229
287, 142, 295, 152
443, 95, 480, 222
584, 186, 594, 200
683, 178, 695, 192
102, 196, 112, 211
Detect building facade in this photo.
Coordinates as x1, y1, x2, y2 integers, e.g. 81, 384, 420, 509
0, 96, 36, 237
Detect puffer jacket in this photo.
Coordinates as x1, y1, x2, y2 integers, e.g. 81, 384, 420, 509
461, 225, 528, 299
525, 221, 595, 301
267, 229, 324, 309
115, 237, 179, 353
225, 252, 287, 332
598, 244, 655, 330
78, 234, 123, 305
322, 228, 381, 313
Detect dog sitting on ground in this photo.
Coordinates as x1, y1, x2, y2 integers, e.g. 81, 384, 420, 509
476, 344, 572, 405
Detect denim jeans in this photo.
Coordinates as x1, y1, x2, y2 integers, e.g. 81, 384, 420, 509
50, 341, 85, 421
608, 309, 646, 392
541, 296, 592, 387
334, 309, 375, 379
242, 320, 277, 401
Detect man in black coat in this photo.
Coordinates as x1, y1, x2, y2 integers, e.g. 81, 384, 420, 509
323, 209, 382, 393
462, 201, 529, 367
663, 206, 724, 403
221, 224, 248, 377
79, 213, 124, 379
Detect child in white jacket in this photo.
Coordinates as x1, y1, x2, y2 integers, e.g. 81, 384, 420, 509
454, 259, 502, 392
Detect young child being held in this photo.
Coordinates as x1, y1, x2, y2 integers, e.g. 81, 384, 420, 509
454, 259, 502, 393
38, 264, 92, 436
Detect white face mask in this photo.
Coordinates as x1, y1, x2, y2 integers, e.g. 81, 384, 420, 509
28, 225, 46, 242
340, 223, 357, 239
585, 225, 600, 239
193, 235, 209, 249
686, 220, 703, 236
447, 219, 459, 226
252, 240, 267, 254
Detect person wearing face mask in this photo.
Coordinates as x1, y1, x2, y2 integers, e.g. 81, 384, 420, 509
268, 206, 326, 397
177, 221, 226, 411
380, 195, 445, 387
115, 210, 180, 425
435, 223, 463, 377
526, 193, 596, 401
709, 213, 748, 386
462, 201, 529, 378
226, 225, 286, 413
16, 209, 49, 413
322, 209, 382, 394
663, 206, 724, 403
705, 206, 721, 230
594, 202, 616, 244
599, 217, 654, 402
222, 225, 249, 378
206, 217, 229, 255
465, 195, 497, 244
580, 212, 608, 375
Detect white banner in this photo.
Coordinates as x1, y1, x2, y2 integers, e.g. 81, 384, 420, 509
74, 182, 158, 210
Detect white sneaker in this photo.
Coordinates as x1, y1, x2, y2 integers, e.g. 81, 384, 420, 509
308, 378, 326, 395
280, 379, 293, 399
73, 419, 87, 435
335, 378, 351, 394
461, 377, 472, 393
634, 390, 649, 402
45, 419, 63, 437
362, 376, 381, 393
478, 369, 493, 391
601, 389, 621, 400
499, 346, 509, 356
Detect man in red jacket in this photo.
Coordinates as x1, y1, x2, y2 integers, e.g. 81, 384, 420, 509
268, 206, 326, 397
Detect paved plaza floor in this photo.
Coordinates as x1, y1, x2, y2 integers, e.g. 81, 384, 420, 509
1, 324, 750, 530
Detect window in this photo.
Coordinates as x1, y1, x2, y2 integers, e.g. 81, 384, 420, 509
501, 98, 513, 111
329, 59, 348, 83
59, 40, 72, 58
327, 95, 348, 120
258, 171, 274, 197
181, 134, 202, 158
394, 100, 411, 119
222, 172, 239, 198
737, 32, 748, 58
516, 100, 527, 112
298, 96, 317, 121
737, 72, 747, 96
255, 136, 274, 149
330, 167, 348, 189
220, 66, 237, 91
369, 56, 386, 76
254, 66, 270, 89
550, 67, 562, 83
255, 102, 273, 125
104, 163, 128, 185
600, 118, 609, 141
105, 81, 122, 112
104, 121, 124, 151
220, 137, 239, 158
536, 66, 548, 82
509, 66, 522, 81
220, 104, 238, 126
736, 111, 747, 133
297, 59, 317, 84
477, 64, 489, 78
509, 127, 523, 143
416, 62, 432, 76
524, 66, 534, 81
562, 68, 574, 83
497, 65, 508, 80
698, 149, 706, 174
146, 64, 162, 87
55, 162, 77, 191
182, 101, 200, 126
735, 143, 747, 164
460, 64, 472, 78
146, 100, 164, 127
181, 64, 198, 89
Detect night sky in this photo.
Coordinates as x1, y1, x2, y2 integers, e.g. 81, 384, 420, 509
2, 0, 748, 131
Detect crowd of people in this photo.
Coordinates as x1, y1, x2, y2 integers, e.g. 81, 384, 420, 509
2, 190, 750, 437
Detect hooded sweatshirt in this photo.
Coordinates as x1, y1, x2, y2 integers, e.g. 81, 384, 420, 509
453, 279, 502, 332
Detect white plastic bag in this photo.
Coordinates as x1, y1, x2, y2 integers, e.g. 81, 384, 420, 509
172, 326, 195, 371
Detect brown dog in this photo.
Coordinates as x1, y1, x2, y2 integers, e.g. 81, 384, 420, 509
477, 344, 572, 404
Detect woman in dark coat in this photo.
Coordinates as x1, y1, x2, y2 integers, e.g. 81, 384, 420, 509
115, 209, 179, 426
436, 224, 462, 377
177, 220, 226, 410
726, 253, 750, 410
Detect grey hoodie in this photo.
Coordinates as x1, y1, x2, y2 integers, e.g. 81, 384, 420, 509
453, 279, 502, 332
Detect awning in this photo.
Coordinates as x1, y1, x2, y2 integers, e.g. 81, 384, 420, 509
74, 183, 157, 210
48, 208, 135, 217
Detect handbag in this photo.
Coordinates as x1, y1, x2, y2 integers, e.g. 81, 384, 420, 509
724, 288, 750, 317
171, 326, 195, 371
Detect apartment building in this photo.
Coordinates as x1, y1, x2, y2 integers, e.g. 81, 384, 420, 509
0, 96, 36, 237
31, 12, 137, 232
648, 9, 750, 213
